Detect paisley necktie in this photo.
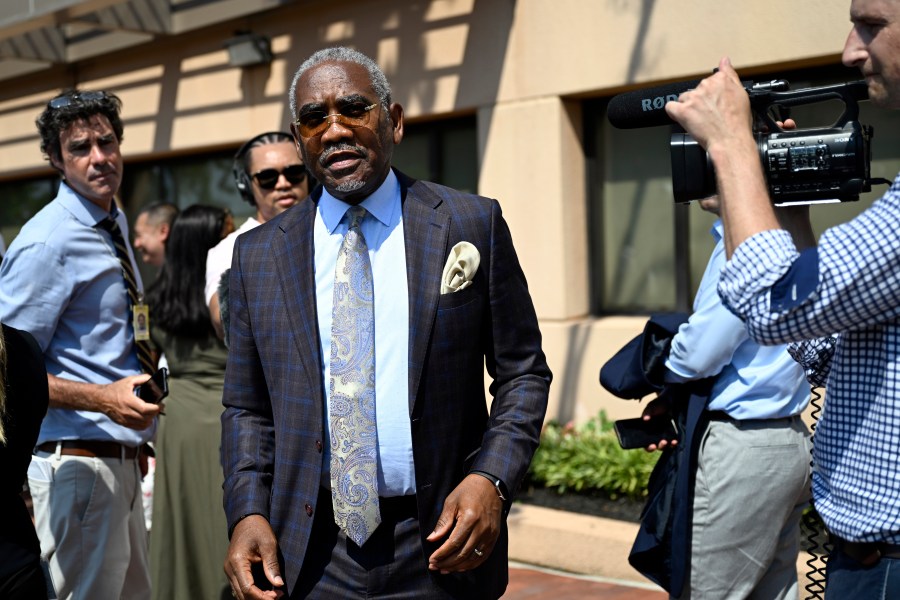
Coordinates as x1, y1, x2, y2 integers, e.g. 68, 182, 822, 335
329, 206, 380, 546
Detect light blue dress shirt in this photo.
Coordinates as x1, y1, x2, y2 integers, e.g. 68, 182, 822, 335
0, 182, 154, 446
664, 220, 809, 420
314, 170, 415, 496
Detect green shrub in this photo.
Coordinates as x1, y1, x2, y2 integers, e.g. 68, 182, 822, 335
526, 411, 660, 501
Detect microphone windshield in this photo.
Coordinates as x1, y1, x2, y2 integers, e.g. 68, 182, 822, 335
607, 79, 702, 129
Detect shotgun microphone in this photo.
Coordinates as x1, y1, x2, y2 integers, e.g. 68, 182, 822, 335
606, 79, 702, 129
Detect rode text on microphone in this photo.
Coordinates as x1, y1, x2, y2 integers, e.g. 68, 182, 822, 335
607, 78, 890, 204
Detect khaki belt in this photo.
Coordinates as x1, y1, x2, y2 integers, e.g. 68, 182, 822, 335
37, 440, 140, 460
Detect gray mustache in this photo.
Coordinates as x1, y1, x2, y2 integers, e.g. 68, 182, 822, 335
320, 143, 365, 166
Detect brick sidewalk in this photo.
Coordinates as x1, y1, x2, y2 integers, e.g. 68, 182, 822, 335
506, 565, 666, 599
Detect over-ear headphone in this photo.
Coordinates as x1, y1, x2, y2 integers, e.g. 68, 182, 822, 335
232, 131, 295, 206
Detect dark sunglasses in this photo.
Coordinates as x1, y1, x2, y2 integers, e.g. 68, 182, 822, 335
48, 91, 108, 110
251, 164, 307, 189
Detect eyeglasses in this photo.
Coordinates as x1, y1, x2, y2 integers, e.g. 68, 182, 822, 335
251, 164, 308, 189
293, 102, 379, 138
48, 91, 108, 110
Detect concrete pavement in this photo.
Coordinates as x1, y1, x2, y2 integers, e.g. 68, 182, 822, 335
505, 502, 822, 598
505, 503, 667, 598
507, 503, 643, 581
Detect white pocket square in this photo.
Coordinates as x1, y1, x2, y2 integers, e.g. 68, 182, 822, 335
441, 242, 480, 294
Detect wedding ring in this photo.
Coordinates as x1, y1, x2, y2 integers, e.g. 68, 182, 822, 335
473, 548, 484, 558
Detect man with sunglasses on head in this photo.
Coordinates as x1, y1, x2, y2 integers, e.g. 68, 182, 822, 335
221, 46, 550, 600
205, 131, 311, 340
0, 89, 161, 599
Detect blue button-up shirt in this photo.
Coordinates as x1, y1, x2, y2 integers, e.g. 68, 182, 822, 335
665, 220, 809, 419
719, 173, 900, 543
314, 170, 415, 496
0, 182, 154, 446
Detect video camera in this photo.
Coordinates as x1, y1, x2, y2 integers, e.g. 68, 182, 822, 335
607, 78, 890, 204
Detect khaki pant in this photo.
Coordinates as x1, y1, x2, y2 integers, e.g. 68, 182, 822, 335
28, 449, 151, 600
679, 416, 812, 600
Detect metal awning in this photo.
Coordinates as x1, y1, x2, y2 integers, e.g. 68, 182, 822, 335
0, 0, 287, 81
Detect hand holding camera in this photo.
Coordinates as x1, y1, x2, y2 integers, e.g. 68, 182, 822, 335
610, 56, 889, 205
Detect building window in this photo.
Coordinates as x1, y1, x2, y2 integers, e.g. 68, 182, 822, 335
119, 150, 247, 221
585, 63, 900, 315
392, 115, 478, 193
0, 177, 59, 253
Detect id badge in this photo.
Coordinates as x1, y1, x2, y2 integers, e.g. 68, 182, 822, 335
134, 303, 151, 341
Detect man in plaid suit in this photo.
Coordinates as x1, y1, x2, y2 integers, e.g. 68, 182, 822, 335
221, 46, 551, 599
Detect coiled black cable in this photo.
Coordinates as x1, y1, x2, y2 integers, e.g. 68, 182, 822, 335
802, 387, 831, 600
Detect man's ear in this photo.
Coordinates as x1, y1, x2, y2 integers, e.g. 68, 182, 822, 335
390, 103, 404, 145
49, 152, 65, 175
159, 223, 171, 242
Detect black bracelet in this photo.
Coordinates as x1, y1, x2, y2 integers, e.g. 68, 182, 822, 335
229, 512, 263, 538
470, 470, 508, 502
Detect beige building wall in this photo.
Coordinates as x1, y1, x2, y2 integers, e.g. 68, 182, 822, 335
0, 0, 853, 424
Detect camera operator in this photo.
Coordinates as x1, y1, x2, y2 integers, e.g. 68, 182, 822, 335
665, 2, 900, 597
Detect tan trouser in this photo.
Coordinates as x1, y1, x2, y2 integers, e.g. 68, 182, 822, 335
680, 416, 812, 600
28, 448, 151, 600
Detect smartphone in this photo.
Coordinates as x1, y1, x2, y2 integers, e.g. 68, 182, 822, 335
137, 367, 169, 404
614, 416, 678, 450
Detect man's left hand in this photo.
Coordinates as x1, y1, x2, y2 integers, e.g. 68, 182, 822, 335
641, 396, 678, 453
426, 473, 503, 573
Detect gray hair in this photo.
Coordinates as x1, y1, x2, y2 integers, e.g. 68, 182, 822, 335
288, 46, 392, 120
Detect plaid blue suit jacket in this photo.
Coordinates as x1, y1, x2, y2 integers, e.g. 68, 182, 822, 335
221, 170, 551, 597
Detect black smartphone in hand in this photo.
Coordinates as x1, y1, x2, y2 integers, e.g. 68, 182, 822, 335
614, 416, 678, 450
137, 367, 169, 404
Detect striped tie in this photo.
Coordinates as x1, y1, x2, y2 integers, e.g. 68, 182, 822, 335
97, 217, 156, 375
329, 206, 380, 547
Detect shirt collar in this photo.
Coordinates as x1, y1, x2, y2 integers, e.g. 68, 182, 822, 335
56, 181, 119, 227
711, 218, 724, 244
319, 168, 400, 234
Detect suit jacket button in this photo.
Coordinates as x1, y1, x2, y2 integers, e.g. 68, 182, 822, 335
315, 440, 323, 452
305, 503, 313, 517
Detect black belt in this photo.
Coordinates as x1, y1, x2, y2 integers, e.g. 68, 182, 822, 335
379, 494, 418, 519
319, 487, 417, 520
37, 440, 140, 460
830, 534, 900, 567
706, 411, 731, 421
705, 411, 798, 424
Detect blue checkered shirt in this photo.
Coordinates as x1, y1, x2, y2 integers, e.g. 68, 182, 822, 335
719, 173, 900, 544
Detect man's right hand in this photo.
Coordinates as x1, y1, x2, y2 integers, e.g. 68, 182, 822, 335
48, 372, 162, 430
101, 374, 162, 430
225, 515, 285, 600
665, 57, 781, 257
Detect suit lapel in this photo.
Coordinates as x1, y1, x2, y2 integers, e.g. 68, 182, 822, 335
400, 173, 450, 414
273, 199, 323, 392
